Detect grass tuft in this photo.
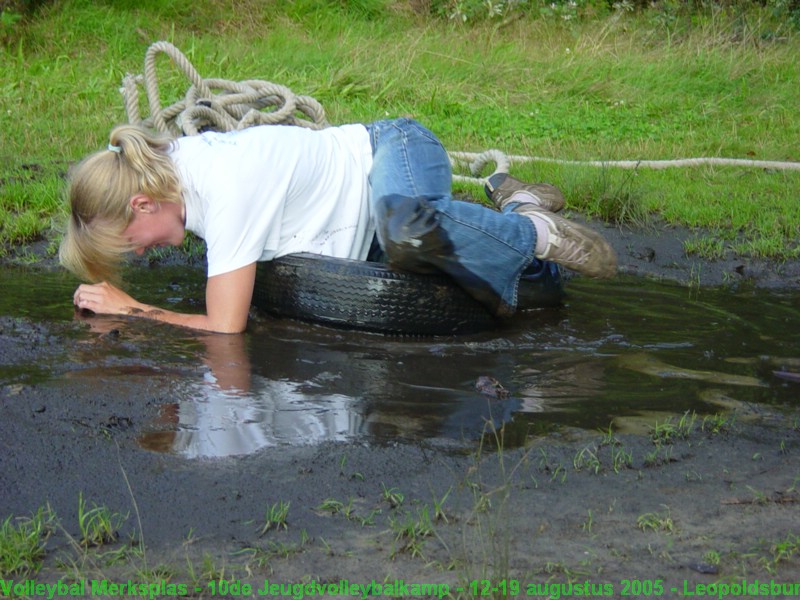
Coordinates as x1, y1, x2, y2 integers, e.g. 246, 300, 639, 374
0, 506, 56, 577
77, 493, 128, 548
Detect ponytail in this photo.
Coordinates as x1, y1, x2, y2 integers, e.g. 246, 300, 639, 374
59, 125, 182, 282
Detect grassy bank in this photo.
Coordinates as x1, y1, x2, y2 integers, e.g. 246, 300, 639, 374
1, 0, 799, 261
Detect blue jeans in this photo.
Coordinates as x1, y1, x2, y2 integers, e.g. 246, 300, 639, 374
365, 118, 551, 316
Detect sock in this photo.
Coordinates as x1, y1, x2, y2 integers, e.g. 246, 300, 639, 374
531, 214, 550, 256
510, 190, 537, 204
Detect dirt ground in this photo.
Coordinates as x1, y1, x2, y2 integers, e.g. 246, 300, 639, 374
590, 217, 800, 291
1, 221, 799, 597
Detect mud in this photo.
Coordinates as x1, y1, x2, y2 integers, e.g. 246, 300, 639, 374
2, 345, 799, 592
1, 221, 799, 595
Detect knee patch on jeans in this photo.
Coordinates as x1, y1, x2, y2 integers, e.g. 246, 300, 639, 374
374, 194, 453, 274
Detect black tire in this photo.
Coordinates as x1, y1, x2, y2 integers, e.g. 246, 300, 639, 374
253, 253, 564, 335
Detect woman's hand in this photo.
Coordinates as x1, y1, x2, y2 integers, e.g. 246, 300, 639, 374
71, 263, 256, 334
73, 281, 145, 316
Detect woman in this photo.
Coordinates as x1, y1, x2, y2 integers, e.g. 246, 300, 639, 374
61, 118, 616, 333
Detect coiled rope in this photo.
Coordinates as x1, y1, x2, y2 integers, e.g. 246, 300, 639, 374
120, 41, 800, 185
121, 41, 328, 136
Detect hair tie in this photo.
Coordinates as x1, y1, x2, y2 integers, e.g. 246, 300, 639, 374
108, 144, 122, 153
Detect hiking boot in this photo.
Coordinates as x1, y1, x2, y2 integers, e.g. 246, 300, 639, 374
484, 173, 565, 213
517, 205, 617, 279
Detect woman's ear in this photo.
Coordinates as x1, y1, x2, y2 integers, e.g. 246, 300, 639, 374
129, 194, 157, 213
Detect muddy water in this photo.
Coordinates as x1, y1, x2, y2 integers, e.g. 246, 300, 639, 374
1, 264, 798, 459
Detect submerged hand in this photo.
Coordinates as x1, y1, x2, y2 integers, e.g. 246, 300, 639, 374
71, 263, 255, 333
73, 281, 146, 316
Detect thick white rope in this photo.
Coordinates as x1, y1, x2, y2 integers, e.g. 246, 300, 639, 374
121, 41, 800, 185
450, 151, 800, 174
121, 41, 328, 137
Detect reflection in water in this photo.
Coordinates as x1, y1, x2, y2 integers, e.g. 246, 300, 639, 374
1, 265, 798, 459
137, 332, 525, 458
138, 376, 362, 458
138, 333, 366, 457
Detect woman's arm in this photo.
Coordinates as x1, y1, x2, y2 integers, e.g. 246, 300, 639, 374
73, 263, 257, 334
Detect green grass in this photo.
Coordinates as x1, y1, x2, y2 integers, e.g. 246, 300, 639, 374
1, 0, 799, 260
258, 501, 290, 535
77, 493, 127, 548
637, 505, 676, 534
0, 506, 55, 577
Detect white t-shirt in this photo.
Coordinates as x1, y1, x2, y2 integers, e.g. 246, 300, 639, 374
170, 124, 374, 278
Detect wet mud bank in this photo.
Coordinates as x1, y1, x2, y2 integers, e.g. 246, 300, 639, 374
1, 220, 800, 592
2, 325, 800, 590
586, 218, 800, 291
1, 333, 799, 588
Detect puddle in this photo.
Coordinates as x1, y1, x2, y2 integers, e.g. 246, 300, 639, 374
1, 264, 798, 458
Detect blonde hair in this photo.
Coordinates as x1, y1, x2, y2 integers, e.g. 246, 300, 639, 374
59, 125, 183, 282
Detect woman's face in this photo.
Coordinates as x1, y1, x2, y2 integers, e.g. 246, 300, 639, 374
122, 195, 185, 255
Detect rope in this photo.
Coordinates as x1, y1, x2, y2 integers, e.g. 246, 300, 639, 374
120, 41, 800, 185
121, 41, 328, 137
450, 151, 800, 173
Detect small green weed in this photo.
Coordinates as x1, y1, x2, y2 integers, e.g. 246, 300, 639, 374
380, 484, 405, 508
683, 235, 727, 260
135, 564, 175, 585
581, 509, 594, 534
644, 444, 674, 467
637, 506, 675, 534
237, 529, 310, 568
573, 445, 602, 474
77, 493, 127, 547
572, 430, 633, 474
389, 505, 434, 559
611, 445, 634, 473
316, 498, 344, 515
770, 533, 800, 565
703, 549, 721, 566
337, 454, 364, 480
650, 411, 697, 445
316, 497, 378, 526
0, 506, 56, 577
701, 412, 735, 434
351, 508, 381, 527
258, 501, 290, 535
196, 552, 238, 584
598, 425, 619, 447
551, 464, 568, 483
432, 487, 452, 523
